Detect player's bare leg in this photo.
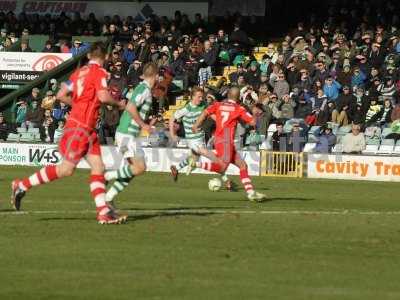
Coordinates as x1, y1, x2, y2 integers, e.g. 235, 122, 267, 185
234, 156, 267, 202
105, 157, 145, 206
186, 148, 231, 188
86, 154, 127, 224
11, 159, 75, 211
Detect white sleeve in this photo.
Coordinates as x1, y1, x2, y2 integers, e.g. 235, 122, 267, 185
174, 107, 188, 120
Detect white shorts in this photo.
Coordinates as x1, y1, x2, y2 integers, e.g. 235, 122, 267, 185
187, 138, 206, 154
115, 132, 145, 160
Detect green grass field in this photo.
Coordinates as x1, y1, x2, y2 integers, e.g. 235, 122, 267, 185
1, 166, 400, 300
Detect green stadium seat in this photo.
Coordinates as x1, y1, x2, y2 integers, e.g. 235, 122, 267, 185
17, 127, 26, 133
381, 127, 393, 138
20, 132, 34, 142
7, 133, 20, 142
27, 127, 40, 134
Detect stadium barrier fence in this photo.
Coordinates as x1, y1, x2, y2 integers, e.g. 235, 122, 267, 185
260, 151, 304, 178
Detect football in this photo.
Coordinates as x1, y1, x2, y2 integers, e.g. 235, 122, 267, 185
208, 178, 222, 192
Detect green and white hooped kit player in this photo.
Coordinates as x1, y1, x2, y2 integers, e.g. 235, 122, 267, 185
104, 63, 159, 203
169, 88, 230, 186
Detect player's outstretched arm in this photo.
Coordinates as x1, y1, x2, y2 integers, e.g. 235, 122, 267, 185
168, 115, 178, 142
125, 102, 152, 132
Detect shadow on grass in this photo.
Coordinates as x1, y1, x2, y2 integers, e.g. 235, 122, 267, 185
39, 217, 93, 221
131, 211, 216, 222
265, 197, 314, 202
123, 206, 239, 211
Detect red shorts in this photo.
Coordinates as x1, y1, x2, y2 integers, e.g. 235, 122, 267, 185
58, 125, 101, 164
214, 142, 239, 164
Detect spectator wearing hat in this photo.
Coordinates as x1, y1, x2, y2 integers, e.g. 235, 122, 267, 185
286, 63, 299, 87
127, 60, 142, 87
0, 114, 9, 141
314, 125, 336, 153
342, 124, 366, 154
70, 39, 89, 56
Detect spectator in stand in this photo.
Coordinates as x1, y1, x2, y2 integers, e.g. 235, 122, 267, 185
342, 124, 366, 154
40, 111, 55, 143
272, 122, 287, 151
0, 114, 9, 141
23, 100, 43, 129
314, 125, 336, 153
12, 100, 28, 127
246, 61, 261, 88
70, 39, 89, 56
122, 41, 136, 65
127, 60, 142, 87
26, 88, 41, 105
99, 105, 120, 144
323, 77, 341, 101
272, 72, 290, 100
41, 90, 56, 110
42, 40, 56, 53
198, 40, 216, 86
52, 101, 69, 122
19, 39, 32, 52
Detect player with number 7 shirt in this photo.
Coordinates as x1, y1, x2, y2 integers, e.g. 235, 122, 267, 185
11, 41, 128, 224
190, 87, 267, 201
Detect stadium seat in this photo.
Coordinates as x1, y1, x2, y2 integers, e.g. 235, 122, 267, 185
27, 127, 40, 134
7, 133, 20, 142
337, 125, 352, 135
303, 143, 316, 153
177, 139, 188, 148
362, 144, 379, 154
20, 132, 35, 142
393, 140, 400, 154
260, 136, 272, 150
377, 139, 395, 154
332, 144, 343, 153
381, 127, 393, 138
17, 127, 26, 133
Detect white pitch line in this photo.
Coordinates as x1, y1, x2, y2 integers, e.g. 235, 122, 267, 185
1, 209, 400, 216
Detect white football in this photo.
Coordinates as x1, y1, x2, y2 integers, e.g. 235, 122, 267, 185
208, 178, 222, 192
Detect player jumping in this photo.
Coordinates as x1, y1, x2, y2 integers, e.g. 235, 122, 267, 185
169, 87, 232, 190
11, 42, 127, 224
104, 63, 158, 206
191, 87, 267, 201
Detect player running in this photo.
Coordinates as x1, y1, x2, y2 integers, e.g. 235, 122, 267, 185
191, 87, 267, 201
169, 87, 232, 189
11, 42, 127, 224
104, 63, 158, 205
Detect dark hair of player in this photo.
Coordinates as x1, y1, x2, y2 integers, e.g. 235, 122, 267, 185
89, 41, 107, 60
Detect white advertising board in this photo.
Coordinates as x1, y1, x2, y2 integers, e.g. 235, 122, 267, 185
0, 52, 72, 83
308, 153, 400, 182
0, 143, 260, 176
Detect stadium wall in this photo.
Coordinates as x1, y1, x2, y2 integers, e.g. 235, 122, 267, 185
1, 0, 208, 20
0, 143, 260, 176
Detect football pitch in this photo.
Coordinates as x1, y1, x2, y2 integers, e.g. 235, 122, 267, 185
1, 166, 400, 300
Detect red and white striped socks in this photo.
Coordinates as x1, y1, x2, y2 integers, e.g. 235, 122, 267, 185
19, 165, 59, 191
89, 175, 108, 214
240, 169, 254, 194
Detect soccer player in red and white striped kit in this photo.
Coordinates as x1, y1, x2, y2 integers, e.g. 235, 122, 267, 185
11, 42, 127, 224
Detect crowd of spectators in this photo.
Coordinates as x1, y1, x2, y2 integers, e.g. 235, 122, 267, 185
2, 1, 400, 154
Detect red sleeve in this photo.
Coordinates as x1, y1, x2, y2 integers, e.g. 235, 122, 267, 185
94, 68, 109, 91
238, 106, 254, 124
206, 102, 218, 115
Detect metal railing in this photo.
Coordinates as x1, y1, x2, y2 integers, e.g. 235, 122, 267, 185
260, 151, 304, 178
